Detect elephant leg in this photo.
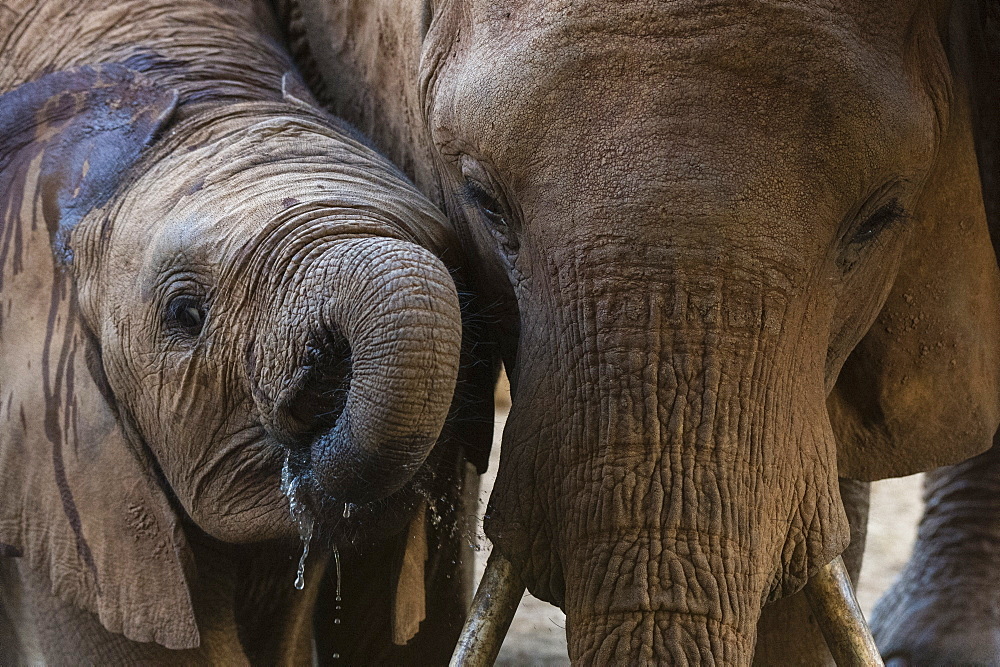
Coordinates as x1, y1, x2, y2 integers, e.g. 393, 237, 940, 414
752, 478, 871, 665
314, 453, 473, 666
871, 431, 1000, 665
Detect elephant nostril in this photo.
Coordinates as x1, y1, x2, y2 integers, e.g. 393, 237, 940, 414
276, 338, 352, 443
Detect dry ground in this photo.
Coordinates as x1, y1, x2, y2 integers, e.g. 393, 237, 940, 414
474, 397, 925, 665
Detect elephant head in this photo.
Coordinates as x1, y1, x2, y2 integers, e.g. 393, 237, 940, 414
289, 0, 1000, 662
0, 63, 463, 649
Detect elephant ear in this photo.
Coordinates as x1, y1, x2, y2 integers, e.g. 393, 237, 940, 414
0, 65, 200, 649
830, 38, 1000, 480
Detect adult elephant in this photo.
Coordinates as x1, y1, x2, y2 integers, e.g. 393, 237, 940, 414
283, 0, 1000, 663
0, 0, 494, 662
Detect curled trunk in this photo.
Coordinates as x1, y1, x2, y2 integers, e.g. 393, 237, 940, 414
258, 235, 462, 506
311, 237, 461, 503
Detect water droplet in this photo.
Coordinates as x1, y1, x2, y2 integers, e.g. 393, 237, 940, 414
343, 504, 351, 519
282, 452, 315, 591
332, 654, 340, 659
334, 619, 341, 624
333, 545, 342, 601
293, 512, 313, 590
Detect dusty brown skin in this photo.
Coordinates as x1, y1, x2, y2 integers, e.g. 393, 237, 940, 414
0, 0, 494, 662
867, 4, 1000, 664
286, 0, 1000, 663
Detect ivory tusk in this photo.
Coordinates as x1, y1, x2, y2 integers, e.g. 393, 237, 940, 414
449, 552, 525, 667
803, 555, 884, 666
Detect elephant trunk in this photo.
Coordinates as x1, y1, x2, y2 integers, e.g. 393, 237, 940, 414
311, 236, 461, 503
266, 235, 462, 506
481, 268, 853, 664
452, 555, 880, 665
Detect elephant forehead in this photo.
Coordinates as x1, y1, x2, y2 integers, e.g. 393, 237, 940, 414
100, 116, 453, 284
435, 0, 940, 174
117, 120, 407, 222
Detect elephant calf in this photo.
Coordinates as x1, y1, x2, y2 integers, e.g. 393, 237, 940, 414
0, 0, 490, 662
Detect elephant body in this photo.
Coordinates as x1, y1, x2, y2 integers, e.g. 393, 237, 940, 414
0, 0, 489, 662
283, 0, 1000, 662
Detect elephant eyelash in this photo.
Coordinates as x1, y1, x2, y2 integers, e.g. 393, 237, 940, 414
849, 198, 907, 245
460, 180, 521, 257
462, 180, 509, 227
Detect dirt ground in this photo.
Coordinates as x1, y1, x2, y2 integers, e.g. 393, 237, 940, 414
474, 400, 925, 665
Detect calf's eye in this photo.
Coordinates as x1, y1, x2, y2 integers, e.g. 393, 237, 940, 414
167, 295, 207, 336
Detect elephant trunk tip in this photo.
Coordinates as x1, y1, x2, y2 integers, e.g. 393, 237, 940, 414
296, 236, 462, 507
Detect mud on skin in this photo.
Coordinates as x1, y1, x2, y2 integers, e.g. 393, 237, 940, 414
0, 0, 495, 663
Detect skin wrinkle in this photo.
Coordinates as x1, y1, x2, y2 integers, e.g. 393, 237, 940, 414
0, 2, 294, 116
0, 0, 476, 660
285, 0, 1000, 662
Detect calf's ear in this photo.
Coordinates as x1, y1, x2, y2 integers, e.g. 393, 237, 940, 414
0, 65, 200, 649
830, 31, 1000, 480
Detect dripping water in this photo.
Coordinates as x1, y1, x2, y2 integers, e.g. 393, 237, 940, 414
293, 516, 314, 590
281, 452, 315, 591
332, 544, 343, 657
333, 545, 342, 602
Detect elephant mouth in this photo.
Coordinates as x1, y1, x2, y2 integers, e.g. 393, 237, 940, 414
270, 342, 437, 545
273, 385, 434, 551
278, 431, 433, 550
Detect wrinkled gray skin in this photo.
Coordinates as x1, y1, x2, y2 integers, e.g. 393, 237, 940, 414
0, 0, 488, 663
871, 440, 1000, 665
870, 5, 1000, 664
285, 0, 1000, 663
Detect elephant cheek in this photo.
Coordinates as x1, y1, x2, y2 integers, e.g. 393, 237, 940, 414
179, 435, 295, 543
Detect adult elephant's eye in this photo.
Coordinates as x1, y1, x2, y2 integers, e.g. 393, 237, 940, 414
465, 179, 508, 228
460, 156, 520, 255
851, 199, 905, 244
166, 295, 207, 336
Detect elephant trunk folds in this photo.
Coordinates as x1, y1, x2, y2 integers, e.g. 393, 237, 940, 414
454, 555, 880, 665
483, 278, 851, 663
264, 235, 462, 507
311, 237, 461, 504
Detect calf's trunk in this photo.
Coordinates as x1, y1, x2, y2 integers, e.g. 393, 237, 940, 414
309, 237, 462, 503
258, 235, 462, 506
